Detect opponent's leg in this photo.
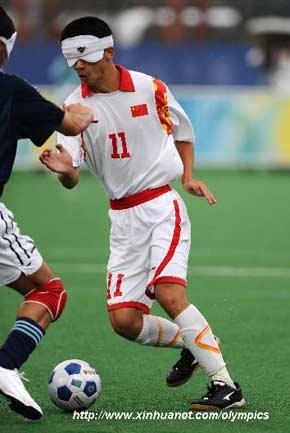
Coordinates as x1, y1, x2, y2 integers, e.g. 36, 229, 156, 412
0, 262, 67, 420
155, 282, 245, 410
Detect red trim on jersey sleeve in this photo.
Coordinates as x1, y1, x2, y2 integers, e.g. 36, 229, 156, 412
153, 78, 173, 135
110, 185, 171, 210
81, 64, 135, 98
147, 200, 181, 288
107, 301, 150, 314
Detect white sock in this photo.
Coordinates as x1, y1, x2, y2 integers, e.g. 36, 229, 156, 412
175, 304, 234, 386
135, 314, 184, 348
211, 366, 235, 388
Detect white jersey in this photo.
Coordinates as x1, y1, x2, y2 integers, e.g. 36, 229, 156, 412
57, 65, 195, 199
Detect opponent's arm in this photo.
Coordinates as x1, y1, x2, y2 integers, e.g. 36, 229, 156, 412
175, 140, 216, 206
39, 144, 80, 189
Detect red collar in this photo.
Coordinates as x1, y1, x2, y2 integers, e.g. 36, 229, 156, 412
81, 65, 135, 98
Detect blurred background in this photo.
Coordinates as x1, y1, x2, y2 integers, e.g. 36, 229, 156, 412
4, 0, 290, 167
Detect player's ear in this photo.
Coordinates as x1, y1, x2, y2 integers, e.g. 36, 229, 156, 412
104, 47, 114, 61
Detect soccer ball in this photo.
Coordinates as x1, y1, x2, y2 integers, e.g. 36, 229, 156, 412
48, 359, 101, 411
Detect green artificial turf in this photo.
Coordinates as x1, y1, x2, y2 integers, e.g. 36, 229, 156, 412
0, 170, 289, 433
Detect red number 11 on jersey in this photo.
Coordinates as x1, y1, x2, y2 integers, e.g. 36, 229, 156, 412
109, 132, 131, 159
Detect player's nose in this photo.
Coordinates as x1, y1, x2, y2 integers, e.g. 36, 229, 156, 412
74, 59, 85, 70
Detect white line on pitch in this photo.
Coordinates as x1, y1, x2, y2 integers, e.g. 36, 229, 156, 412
49, 263, 290, 278
46, 247, 290, 259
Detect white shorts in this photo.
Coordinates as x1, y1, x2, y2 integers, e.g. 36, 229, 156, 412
107, 187, 191, 314
0, 203, 43, 286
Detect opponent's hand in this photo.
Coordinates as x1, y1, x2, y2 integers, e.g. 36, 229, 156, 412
65, 103, 93, 121
183, 179, 217, 205
59, 102, 93, 133
39, 144, 74, 175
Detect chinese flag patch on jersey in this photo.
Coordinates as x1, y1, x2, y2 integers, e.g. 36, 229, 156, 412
131, 104, 148, 118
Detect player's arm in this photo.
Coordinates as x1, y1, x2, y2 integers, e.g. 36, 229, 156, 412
40, 109, 86, 190
175, 140, 216, 206
40, 144, 80, 189
59, 103, 93, 136
175, 140, 194, 185
58, 165, 80, 190
12, 77, 93, 145
167, 85, 216, 205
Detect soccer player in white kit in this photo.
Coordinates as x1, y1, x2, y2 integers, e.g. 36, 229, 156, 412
40, 16, 245, 410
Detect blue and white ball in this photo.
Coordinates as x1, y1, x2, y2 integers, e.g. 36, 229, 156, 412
48, 359, 101, 411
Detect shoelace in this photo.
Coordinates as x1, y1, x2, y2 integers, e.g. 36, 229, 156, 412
202, 382, 218, 399
17, 370, 30, 383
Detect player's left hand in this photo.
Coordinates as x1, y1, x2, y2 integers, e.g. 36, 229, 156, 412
182, 179, 217, 205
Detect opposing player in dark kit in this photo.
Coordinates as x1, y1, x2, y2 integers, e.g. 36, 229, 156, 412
0, 7, 93, 420
41, 16, 245, 411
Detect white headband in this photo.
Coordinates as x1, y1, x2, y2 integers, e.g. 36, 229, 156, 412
61, 34, 114, 67
0, 31, 17, 58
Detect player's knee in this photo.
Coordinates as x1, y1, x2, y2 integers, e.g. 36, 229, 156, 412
155, 283, 189, 318
109, 309, 143, 341
23, 278, 67, 322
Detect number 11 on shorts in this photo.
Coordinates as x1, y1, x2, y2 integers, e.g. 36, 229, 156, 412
107, 273, 124, 299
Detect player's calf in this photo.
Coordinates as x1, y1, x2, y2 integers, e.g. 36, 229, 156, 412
109, 308, 143, 340
135, 314, 184, 348
0, 277, 67, 419
0, 278, 67, 374
109, 308, 187, 349
156, 284, 236, 389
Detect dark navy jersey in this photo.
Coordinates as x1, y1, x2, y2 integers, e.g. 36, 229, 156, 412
0, 71, 64, 197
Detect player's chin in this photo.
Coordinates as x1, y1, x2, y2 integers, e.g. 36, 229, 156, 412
78, 75, 88, 84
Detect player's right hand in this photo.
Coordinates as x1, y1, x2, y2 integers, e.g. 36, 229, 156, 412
39, 144, 74, 175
